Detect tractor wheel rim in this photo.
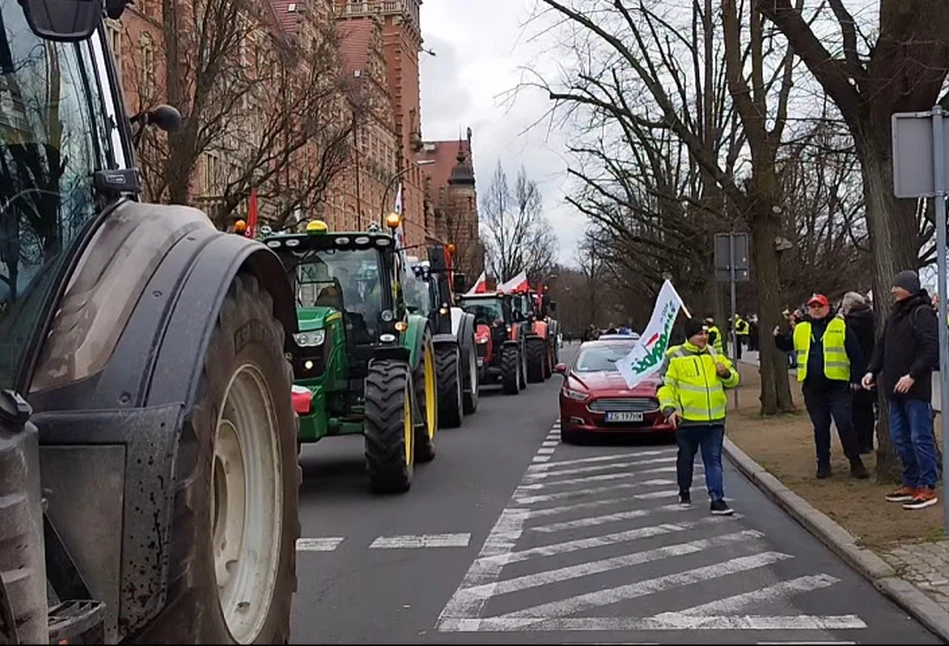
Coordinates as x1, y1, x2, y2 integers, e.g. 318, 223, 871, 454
212, 363, 283, 644
404, 381, 413, 466
424, 344, 437, 437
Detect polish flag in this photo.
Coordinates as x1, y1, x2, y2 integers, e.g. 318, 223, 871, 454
246, 188, 259, 238
498, 271, 529, 294
465, 270, 488, 295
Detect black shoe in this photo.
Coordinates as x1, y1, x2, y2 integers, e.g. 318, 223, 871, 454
710, 499, 734, 516
816, 464, 832, 479
678, 490, 691, 506
850, 458, 869, 479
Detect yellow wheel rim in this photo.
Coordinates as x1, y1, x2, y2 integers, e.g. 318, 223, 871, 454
403, 382, 413, 466
424, 343, 436, 438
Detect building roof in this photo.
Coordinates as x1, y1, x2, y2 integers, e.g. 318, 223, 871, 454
420, 139, 475, 196
268, 0, 301, 36
337, 19, 374, 77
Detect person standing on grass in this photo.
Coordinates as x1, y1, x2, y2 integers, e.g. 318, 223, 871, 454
774, 293, 869, 480
841, 291, 876, 455
658, 318, 740, 516
862, 270, 940, 511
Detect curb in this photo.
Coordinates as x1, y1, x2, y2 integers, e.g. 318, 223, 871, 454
724, 437, 949, 644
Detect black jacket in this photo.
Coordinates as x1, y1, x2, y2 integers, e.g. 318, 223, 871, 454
867, 290, 939, 401
845, 307, 876, 380
775, 312, 863, 387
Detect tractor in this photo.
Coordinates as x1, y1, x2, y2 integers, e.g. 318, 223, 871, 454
456, 292, 530, 395
522, 287, 561, 383
403, 246, 479, 428
0, 1, 300, 644
262, 218, 439, 493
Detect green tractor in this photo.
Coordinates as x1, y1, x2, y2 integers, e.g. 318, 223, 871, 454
263, 219, 439, 493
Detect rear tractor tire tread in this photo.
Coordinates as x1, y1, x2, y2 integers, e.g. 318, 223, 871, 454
435, 345, 464, 428
413, 330, 437, 463
526, 336, 546, 384
501, 345, 520, 395
364, 361, 414, 494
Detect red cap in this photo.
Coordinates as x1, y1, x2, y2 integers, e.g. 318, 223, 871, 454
807, 293, 829, 307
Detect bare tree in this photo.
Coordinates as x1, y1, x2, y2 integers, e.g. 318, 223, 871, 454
132, 0, 356, 227
481, 162, 558, 283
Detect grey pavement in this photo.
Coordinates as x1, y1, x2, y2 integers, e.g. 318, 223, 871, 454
290, 344, 939, 644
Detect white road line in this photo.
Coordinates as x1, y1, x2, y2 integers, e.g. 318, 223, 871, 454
532, 455, 552, 463
531, 504, 686, 532
542, 441, 560, 447
296, 537, 345, 552
481, 516, 729, 565
437, 508, 528, 623
524, 456, 675, 480
526, 450, 673, 471
497, 552, 793, 622
509, 491, 672, 520
662, 573, 841, 617
369, 533, 471, 548
453, 530, 763, 599
537, 447, 557, 455
438, 615, 865, 632
518, 465, 696, 490
513, 479, 674, 505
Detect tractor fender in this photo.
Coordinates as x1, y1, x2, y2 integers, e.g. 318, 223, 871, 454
400, 314, 431, 369
502, 339, 520, 349
532, 319, 549, 339
25, 201, 299, 640
433, 333, 458, 349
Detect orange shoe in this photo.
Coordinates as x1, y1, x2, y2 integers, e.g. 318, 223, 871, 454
885, 485, 917, 502
903, 487, 939, 510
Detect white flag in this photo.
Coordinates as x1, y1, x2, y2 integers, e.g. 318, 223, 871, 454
615, 280, 687, 389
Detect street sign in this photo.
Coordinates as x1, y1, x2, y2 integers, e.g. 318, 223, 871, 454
892, 107, 949, 532
714, 232, 750, 283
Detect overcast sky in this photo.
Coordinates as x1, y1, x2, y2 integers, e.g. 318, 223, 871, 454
418, 0, 581, 266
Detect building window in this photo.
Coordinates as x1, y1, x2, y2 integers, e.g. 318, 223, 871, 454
105, 19, 122, 79
140, 34, 156, 100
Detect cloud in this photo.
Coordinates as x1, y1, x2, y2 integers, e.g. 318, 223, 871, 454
420, 0, 584, 266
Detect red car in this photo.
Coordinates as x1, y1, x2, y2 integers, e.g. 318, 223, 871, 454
554, 339, 674, 443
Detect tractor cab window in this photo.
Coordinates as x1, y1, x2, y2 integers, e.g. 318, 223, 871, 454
460, 297, 504, 326
291, 246, 387, 336
0, 2, 113, 390
403, 264, 431, 317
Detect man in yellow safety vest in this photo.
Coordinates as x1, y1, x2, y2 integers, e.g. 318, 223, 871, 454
659, 318, 740, 515
774, 293, 868, 480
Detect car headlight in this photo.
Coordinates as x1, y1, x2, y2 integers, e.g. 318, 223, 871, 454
476, 337, 489, 344
563, 388, 589, 401
294, 330, 325, 347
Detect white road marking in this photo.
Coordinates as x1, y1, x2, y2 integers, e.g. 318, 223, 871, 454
510, 492, 672, 520
524, 456, 675, 480
542, 441, 560, 447
496, 552, 793, 622
537, 447, 557, 455
531, 504, 686, 532
526, 450, 672, 471
453, 530, 763, 599
369, 533, 471, 548
513, 479, 674, 505
662, 574, 841, 617
482, 516, 730, 565
518, 465, 697, 490
296, 537, 344, 552
438, 615, 865, 632
532, 455, 552, 463
437, 508, 528, 624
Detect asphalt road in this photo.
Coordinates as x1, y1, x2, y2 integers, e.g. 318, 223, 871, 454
291, 344, 940, 644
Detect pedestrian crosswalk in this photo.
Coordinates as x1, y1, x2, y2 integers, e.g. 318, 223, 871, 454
435, 418, 869, 636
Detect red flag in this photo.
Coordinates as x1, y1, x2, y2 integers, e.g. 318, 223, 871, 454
498, 271, 529, 294
246, 189, 259, 238
465, 271, 487, 295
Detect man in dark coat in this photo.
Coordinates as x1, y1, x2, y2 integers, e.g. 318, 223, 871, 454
842, 292, 876, 454
863, 270, 940, 510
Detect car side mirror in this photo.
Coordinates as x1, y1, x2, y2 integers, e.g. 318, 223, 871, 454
553, 363, 567, 375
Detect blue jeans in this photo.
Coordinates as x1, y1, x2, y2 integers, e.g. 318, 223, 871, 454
888, 398, 939, 489
676, 424, 725, 501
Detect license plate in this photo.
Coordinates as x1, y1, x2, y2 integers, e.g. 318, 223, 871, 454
604, 411, 643, 423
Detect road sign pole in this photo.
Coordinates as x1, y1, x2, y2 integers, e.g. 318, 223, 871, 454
729, 234, 739, 409
930, 105, 949, 533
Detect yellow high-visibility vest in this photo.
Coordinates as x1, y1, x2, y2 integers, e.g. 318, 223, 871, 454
658, 342, 740, 423
792, 318, 849, 382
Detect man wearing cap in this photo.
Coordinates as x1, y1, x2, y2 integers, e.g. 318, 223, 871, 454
658, 318, 740, 515
705, 315, 725, 354
775, 293, 868, 479
863, 270, 940, 510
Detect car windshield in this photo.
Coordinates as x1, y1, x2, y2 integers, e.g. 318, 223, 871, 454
0, 3, 112, 390
460, 296, 503, 325
287, 247, 386, 334
575, 345, 634, 372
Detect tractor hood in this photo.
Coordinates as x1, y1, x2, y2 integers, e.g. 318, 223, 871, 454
296, 306, 339, 331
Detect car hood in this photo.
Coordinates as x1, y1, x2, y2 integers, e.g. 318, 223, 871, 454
567, 370, 659, 397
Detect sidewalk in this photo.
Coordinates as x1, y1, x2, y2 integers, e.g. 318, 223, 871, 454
725, 362, 949, 641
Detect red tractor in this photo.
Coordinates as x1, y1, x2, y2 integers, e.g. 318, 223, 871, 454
507, 285, 560, 383
456, 291, 530, 395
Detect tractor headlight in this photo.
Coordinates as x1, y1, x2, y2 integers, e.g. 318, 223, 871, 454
294, 330, 325, 347
380, 309, 394, 322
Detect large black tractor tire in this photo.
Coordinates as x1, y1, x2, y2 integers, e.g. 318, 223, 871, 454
435, 344, 464, 428
501, 344, 520, 395
526, 336, 546, 384
364, 361, 415, 494
132, 273, 299, 645
412, 330, 438, 462
462, 339, 480, 415
518, 340, 528, 390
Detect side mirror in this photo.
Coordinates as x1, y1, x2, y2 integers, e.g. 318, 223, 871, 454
553, 363, 567, 375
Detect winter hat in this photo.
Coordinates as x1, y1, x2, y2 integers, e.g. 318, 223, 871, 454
684, 318, 707, 340
893, 270, 921, 294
